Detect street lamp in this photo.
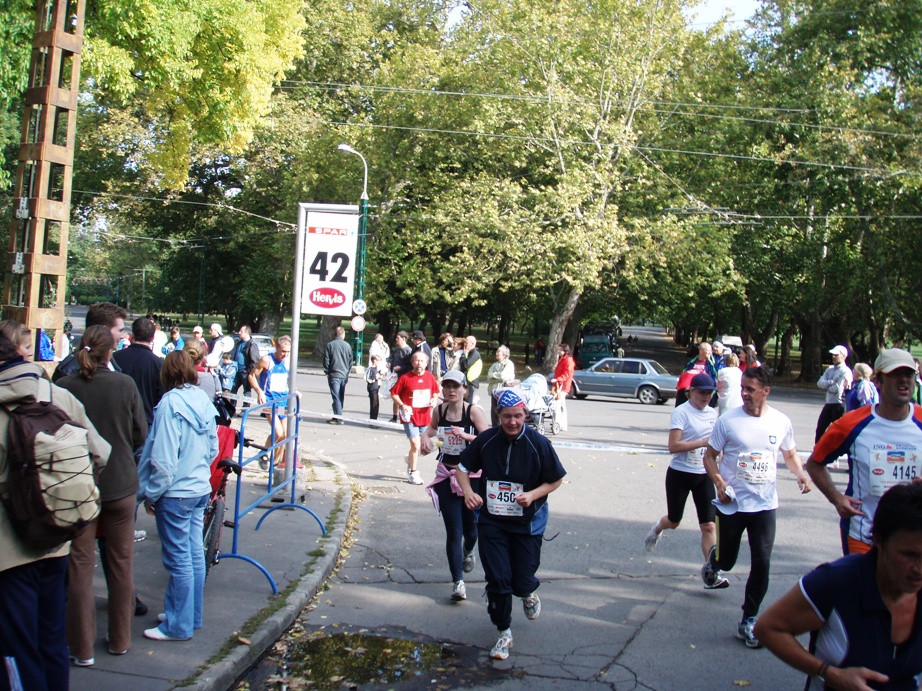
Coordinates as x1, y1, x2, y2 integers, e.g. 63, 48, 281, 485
337, 143, 369, 371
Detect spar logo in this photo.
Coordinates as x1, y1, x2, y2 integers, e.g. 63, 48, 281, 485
308, 226, 350, 236
310, 288, 346, 308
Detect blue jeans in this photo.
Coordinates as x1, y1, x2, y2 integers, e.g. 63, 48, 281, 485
154, 494, 209, 638
0, 556, 69, 691
328, 377, 347, 416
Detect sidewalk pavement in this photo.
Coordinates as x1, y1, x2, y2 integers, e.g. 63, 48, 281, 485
70, 412, 351, 691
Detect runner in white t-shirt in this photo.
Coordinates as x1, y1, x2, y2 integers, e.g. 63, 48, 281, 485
701, 366, 812, 649
644, 374, 721, 569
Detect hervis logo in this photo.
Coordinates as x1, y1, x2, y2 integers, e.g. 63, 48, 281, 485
310, 288, 346, 308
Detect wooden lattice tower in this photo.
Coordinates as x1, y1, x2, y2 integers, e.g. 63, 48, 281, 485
3, 0, 85, 361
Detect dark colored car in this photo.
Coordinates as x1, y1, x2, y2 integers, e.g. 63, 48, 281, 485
570, 357, 678, 405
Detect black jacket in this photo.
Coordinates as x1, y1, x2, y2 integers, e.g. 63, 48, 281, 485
112, 343, 164, 426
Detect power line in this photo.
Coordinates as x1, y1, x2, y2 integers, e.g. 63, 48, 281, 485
293, 116, 916, 177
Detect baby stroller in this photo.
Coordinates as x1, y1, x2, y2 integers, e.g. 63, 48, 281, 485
519, 374, 560, 436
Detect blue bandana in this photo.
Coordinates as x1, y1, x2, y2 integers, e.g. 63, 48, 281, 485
496, 388, 527, 410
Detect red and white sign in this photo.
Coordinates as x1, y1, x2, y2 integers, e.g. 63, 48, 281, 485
351, 316, 366, 332
300, 211, 359, 317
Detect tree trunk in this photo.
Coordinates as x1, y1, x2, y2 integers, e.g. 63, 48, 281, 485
312, 315, 339, 360
544, 285, 581, 372
261, 309, 282, 339
777, 325, 795, 377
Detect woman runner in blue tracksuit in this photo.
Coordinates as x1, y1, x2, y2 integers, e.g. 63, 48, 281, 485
456, 388, 566, 661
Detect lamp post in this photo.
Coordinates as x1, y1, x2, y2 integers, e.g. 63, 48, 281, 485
337, 144, 369, 371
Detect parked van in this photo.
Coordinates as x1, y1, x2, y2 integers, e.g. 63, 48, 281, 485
577, 334, 614, 369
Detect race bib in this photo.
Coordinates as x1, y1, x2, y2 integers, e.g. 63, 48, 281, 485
411, 389, 431, 408
486, 480, 524, 516
736, 450, 775, 484
269, 371, 288, 394
869, 446, 920, 497
686, 447, 705, 467
437, 427, 465, 456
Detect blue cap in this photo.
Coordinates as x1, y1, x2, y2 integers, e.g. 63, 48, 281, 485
690, 373, 716, 391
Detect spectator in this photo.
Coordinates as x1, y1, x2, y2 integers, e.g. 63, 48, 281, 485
138, 350, 218, 642
323, 326, 353, 424
53, 301, 128, 382
845, 362, 878, 412
486, 345, 516, 425
390, 331, 413, 422
0, 333, 109, 687
717, 352, 743, 415
461, 336, 483, 405
57, 326, 147, 664
112, 317, 164, 429
368, 333, 390, 370
161, 326, 185, 356
0, 319, 33, 362
550, 343, 575, 431
232, 325, 261, 404
365, 353, 386, 420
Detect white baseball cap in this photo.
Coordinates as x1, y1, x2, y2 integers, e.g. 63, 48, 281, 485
874, 348, 917, 374
829, 345, 848, 357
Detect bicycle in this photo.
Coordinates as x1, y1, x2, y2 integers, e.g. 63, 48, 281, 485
203, 456, 241, 579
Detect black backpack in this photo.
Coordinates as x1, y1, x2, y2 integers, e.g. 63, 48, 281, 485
2, 395, 100, 550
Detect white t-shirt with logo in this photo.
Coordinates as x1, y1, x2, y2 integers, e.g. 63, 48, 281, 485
669, 402, 718, 474
708, 404, 796, 513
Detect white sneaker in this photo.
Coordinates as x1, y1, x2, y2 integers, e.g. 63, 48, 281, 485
463, 549, 476, 573
490, 629, 513, 660
134, 530, 147, 542
408, 469, 423, 485
451, 580, 467, 601
643, 521, 661, 552
522, 592, 541, 620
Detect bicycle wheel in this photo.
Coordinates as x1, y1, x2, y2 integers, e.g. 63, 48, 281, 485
203, 498, 226, 580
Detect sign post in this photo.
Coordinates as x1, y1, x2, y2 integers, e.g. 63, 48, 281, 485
288, 203, 358, 472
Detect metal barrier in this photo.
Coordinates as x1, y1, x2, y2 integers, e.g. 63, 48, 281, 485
218, 394, 327, 594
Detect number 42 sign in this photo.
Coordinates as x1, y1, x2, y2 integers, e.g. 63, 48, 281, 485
300, 210, 359, 317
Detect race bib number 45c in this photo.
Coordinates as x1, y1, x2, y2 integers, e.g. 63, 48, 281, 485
486, 480, 524, 516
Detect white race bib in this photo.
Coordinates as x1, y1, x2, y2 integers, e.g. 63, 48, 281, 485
869, 447, 920, 497
269, 371, 288, 394
437, 427, 465, 456
686, 447, 705, 467
736, 450, 775, 484
411, 389, 431, 408
486, 480, 524, 516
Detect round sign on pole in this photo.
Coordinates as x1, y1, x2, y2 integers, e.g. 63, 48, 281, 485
351, 316, 366, 332
352, 299, 367, 315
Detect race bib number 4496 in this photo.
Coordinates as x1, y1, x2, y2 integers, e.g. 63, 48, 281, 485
486, 480, 524, 516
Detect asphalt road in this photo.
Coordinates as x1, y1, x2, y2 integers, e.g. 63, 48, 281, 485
263, 325, 842, 690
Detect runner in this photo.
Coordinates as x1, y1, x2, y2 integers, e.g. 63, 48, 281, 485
390, 351, 441, 485
456, 389, 566, 661
420, 370, 490, 602
807, 348, 922, 555
644, 374, 720, 567
701, 366, 812, 648
755, 482, 922, 690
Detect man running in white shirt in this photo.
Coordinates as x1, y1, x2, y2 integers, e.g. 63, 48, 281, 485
702, 366, 812, 649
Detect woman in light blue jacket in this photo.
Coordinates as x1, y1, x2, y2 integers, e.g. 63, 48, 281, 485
138, 349, 218, 641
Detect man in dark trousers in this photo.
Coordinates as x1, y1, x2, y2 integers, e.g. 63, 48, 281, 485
112, 317, 164, 429
323, 326, 354, 424
233, 325, 261, 403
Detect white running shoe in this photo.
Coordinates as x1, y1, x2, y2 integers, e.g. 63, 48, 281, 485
408, 469, 423, 485
643, 521, 661, 552
451, 580, 467, 601
463, 549, 476, 573
134, 530, 147, 542
522, 593, 541, 620
490, 629, 513, 660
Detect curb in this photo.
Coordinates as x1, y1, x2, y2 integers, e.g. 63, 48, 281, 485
180, 460, 352, 691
